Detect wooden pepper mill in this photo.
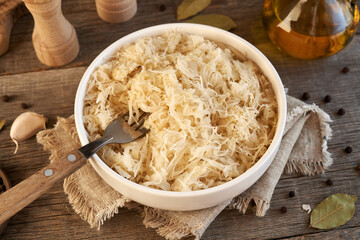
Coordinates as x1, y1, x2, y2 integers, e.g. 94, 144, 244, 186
22, 0, 79, 66
95, 0, 137, 23
0, 0, 28, 56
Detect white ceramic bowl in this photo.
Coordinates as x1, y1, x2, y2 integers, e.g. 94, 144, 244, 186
74, 23, 287, 211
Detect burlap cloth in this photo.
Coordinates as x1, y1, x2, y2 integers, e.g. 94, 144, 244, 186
37, 95, 332, 240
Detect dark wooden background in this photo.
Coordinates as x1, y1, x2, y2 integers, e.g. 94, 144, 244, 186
0, 0, 359, 239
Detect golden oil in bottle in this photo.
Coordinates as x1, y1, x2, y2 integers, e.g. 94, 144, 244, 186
263, 0, 359, 60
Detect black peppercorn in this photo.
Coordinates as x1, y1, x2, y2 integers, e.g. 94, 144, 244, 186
341, 67, 350, 73
324, 95, 331, 103
302, 92, 310, 100
159, 4, 166, 11
326, 179, 333, 186
337, 108, 345, 115
344, 146, 353, 154
280, 206, 287, 213
289, 191, 295, 198
21, 103, 28, 109
1, 95, 10, 102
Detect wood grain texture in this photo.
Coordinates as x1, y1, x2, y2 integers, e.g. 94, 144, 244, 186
22, 0, 79, 66
0, 0, 359, 239
0, 0, 27, 56
0, 150, 86, 225
284, 227, 360, 240
0, 168, 11, 234
95, 0, 137, 23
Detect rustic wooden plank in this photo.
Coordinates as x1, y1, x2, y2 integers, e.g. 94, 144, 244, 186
0, 0, 176, 75
0, 66, 359, 239
1, 0, 360, 239
202, 173, 360, 240
0, 167, 358, 240
0, 170, 359, 240
284, 227, 360, 240
0, 148, 86, 225
2, 0, 357, 76
1, 186, 162, 240
0, 67, 86, 185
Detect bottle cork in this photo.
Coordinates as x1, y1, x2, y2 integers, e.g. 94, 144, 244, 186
95, 0, 137, 23
22, 0, 79, 66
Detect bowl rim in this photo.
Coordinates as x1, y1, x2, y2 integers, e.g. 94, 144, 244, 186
75, 23, 287, 198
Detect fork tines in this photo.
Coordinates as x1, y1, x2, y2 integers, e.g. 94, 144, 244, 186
123, 109, 149, 130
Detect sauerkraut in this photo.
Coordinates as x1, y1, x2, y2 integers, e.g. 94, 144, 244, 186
83, 32, 278, 191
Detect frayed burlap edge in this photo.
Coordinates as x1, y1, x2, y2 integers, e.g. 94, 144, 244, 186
229, 196, 269, 216
141, 201, 230, 240
37, 116, 131, 229
63, 175, 130, 229
37, 117, 78, 162
143, 208, 198, 240
284, 104, 332, 175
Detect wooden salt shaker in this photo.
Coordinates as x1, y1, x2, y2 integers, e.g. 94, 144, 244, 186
95, 0, 137, 23
22, 0, 79, 66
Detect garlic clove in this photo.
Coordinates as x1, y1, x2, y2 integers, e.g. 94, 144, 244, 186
10, 112, 47, 154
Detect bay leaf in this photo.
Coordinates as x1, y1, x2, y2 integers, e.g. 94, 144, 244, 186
310, 193, 357, 229
0, 119, 5, 131
185, 14, 237, 31
177, 0, 212, 21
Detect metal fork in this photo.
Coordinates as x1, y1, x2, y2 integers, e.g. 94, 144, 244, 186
0, 111, 149, 225
79, 111, 149, 158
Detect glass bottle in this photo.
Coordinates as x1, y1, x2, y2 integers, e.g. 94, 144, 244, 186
263, 0, 359, 59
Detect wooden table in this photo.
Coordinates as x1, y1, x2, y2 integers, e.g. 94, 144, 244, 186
1, 0, 359, 239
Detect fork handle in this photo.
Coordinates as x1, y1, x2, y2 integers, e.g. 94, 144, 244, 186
78, 136, 113, 159
0, 150, 86, 225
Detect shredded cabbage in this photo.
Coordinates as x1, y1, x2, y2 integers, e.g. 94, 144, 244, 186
83, 32, 277, 191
